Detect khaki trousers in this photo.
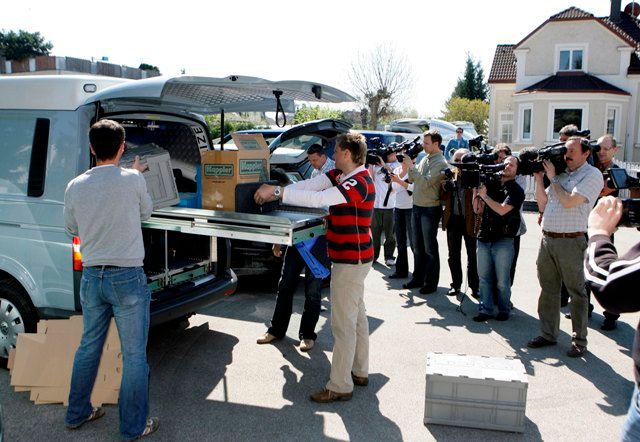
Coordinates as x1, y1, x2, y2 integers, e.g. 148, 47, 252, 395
536, 235, 589, 347
326, 261, 372, 393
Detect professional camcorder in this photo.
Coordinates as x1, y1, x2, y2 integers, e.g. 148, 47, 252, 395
450, 161, 505, 189
365, 137, 395, 166
517, 143, 568, 176
606, 167, 640, 227
395, 136, 423, 163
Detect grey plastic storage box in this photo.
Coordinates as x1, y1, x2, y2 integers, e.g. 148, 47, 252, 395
424, 352, 528, 433
120, 144, 180, 209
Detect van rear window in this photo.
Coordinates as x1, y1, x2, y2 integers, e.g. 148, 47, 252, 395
0, 115, 48, 196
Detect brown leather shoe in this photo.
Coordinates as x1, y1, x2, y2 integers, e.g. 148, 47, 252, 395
310, 389, 352, 403
351, 372, 369, 386
527, 336, 557, 348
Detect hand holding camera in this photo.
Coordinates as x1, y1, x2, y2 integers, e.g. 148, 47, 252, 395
588, 196, 622, 237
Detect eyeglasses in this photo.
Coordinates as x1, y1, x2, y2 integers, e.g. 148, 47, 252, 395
456, 130, 463, 134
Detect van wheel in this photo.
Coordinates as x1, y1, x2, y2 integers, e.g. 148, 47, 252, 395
0, 280, 38, 367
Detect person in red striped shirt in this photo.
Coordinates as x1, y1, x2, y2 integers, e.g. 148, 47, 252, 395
255, 132, 375, 403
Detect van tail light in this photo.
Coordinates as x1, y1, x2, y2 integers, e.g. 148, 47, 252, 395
72, 236, 83, 271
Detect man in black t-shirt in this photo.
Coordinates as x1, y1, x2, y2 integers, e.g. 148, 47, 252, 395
471, 156, 525, 322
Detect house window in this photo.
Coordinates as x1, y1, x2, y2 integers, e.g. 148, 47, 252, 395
559, 49, 583, 71
499, 112, 513, 143
553, 108, 582, 138
605, 106, 619, 137
520, 106, 532, 141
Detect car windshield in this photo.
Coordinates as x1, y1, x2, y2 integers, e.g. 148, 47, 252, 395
272, 135, 325, 157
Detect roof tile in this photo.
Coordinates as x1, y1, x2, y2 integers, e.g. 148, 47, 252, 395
488, 44, 516, 83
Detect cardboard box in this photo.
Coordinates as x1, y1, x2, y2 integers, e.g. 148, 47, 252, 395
201, 133, 270, 211
9, 317, 122, 407
424, 352, 528, 433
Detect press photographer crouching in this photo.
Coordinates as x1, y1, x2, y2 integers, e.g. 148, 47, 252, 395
470, 156, 524, 322
441, 148, 479, 299
584, 196, 640, 440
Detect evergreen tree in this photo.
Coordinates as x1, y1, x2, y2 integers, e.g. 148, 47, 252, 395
451, 54, 487, 101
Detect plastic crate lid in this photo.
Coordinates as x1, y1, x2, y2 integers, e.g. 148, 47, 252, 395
426, 352, 527, 383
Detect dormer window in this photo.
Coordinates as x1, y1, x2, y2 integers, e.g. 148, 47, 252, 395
555, 45, 587, 72
559, 49, 583, 70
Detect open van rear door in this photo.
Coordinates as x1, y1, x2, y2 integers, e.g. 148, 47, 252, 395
84, 75, 355, 114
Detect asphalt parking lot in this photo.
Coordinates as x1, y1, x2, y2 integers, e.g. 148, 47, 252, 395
1, 212, 637, 441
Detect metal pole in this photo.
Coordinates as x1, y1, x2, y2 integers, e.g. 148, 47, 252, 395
220, 109, 225, 150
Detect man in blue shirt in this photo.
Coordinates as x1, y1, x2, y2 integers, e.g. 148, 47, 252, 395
445, 127, 468, 161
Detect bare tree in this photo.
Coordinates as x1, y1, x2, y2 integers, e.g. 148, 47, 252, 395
349, 44, 413, 129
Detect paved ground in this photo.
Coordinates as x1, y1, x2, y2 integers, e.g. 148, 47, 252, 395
1, 212, 637, 441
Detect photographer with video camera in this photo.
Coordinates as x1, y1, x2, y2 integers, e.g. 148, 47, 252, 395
367, 143, 399, 266
441, 148, 479, 299
471, 156, 524, 322
584, 195, 640, 440
527, 137, 603, 358
402, 130, 448, 294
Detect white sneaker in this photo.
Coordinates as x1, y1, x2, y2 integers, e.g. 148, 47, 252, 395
385, 258, 396, 266
256, 332, 278, 344
300, 339, 315, 352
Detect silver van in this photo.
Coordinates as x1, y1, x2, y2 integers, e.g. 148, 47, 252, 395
0, 74, 352, 364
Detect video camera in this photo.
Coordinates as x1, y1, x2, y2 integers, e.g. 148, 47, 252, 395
606, 167, 640, 227
366, 137, 395, 166
517, 143, 568, 176
450, 161, 506, 189
395, 136, 423, 163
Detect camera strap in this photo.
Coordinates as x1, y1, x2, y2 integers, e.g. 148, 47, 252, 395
383, 184, 392, 207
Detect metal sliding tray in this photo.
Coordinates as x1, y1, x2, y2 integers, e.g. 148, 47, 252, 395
142, 206, 327, 245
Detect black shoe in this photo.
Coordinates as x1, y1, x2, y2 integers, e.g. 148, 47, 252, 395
567, 343, 587, 358
403, 280, 421, 289
447, 287, 461, 297
473, 313, 492, 322
388, 273, 407, 279
471, 289, 480, 299
527, 336, 557, 348
496, 312, 510, 321
419, 286, 437, 295
600, 319, 617, 331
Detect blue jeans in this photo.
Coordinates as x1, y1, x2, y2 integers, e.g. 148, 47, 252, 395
269, 244, 325, 341
411, 205, 442, 289
622, 384, 640, 441
393, 208, 413, 277
477, 238, 514, 315
66, 266, 150, 440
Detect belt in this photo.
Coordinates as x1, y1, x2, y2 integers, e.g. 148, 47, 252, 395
543, 231, 585, 238
87, 265, 120, 270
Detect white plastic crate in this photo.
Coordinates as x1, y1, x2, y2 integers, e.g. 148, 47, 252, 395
424, 352, 528, 433
120, 144, 180, 209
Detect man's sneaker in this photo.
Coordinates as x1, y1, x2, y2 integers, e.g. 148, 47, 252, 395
256, 332, 278, 345
567, 343, 587, 358
472, 313, 492, 322
527, 336, 557, 348
66, 406, 105, 429
601, 318, 618, 331
137, 417, 159, 439
447, 287, 461, 297
385, 258, 396, 266
299, 339, 314, 352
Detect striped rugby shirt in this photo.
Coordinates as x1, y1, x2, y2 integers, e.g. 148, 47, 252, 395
282, 165, 375, 264
326, 168, 375, 263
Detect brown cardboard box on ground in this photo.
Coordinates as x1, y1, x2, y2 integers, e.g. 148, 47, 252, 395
9, 317, 122, 406
201, 133, 270, 211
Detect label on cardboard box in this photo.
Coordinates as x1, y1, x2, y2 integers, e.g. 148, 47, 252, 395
201, 132, 270, 212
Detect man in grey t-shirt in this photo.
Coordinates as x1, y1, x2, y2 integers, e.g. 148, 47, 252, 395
64, 120, 159, 440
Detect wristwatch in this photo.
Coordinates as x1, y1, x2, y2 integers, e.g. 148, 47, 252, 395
274, 186, 282, 200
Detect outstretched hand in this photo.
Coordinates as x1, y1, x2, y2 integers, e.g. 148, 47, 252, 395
588, 196, 622, 237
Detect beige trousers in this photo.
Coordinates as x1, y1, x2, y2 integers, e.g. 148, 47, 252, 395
326, 261, 372, 393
